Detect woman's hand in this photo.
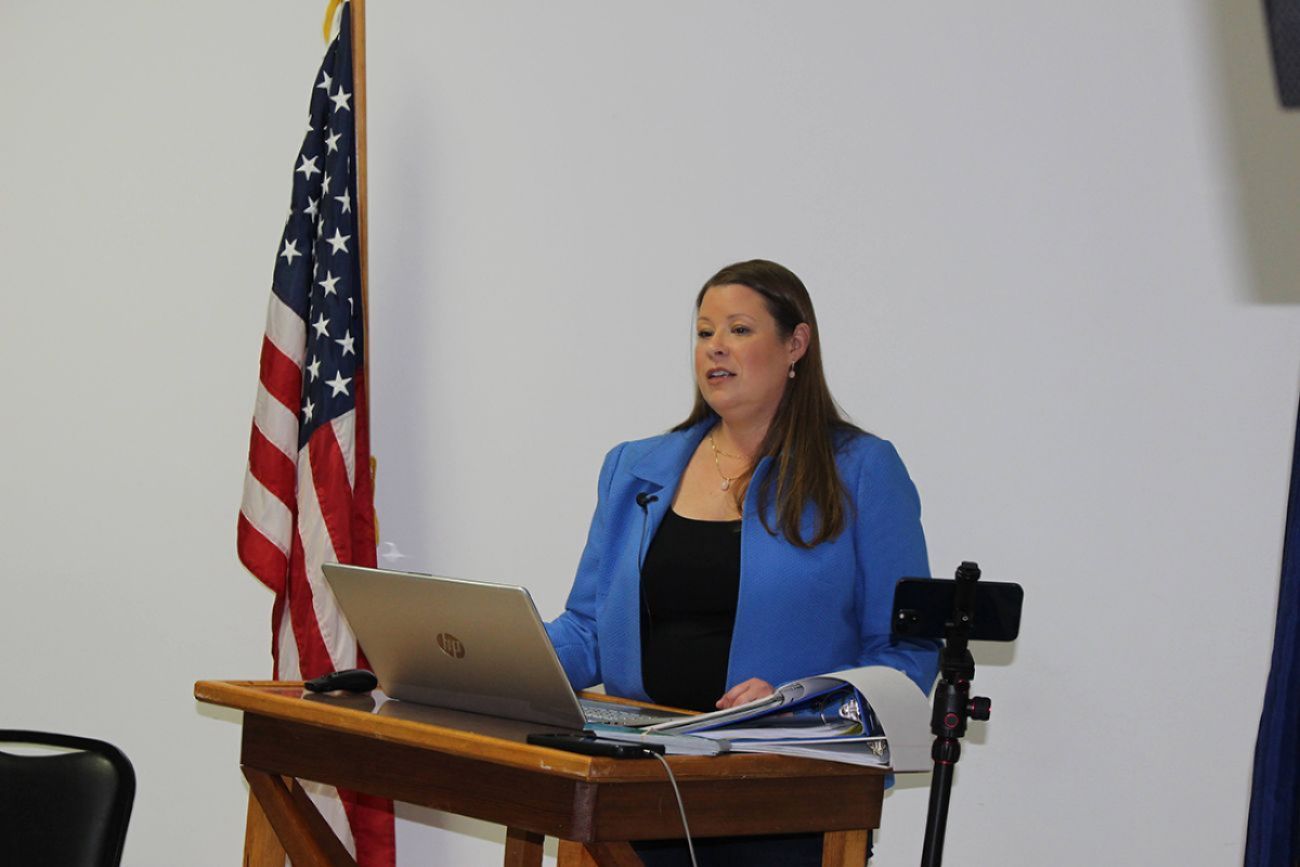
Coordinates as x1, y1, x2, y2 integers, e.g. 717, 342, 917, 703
716, 677, 775, 709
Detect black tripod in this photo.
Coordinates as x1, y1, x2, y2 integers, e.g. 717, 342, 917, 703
892, 561, 1022, 866
919, 561, 989, 867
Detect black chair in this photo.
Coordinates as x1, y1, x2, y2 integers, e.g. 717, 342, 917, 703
0, 730, 136, 867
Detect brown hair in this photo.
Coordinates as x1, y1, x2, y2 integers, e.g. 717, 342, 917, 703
673, 259, 861, 547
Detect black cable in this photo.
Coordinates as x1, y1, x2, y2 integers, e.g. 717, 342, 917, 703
636, 492, 658, 573
637, 492, 658, 627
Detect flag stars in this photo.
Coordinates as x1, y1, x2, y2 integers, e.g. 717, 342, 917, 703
327, 228, 351, 255
326, 372, 352, 397
253, 26, 364, 497
296, 155, 320, 179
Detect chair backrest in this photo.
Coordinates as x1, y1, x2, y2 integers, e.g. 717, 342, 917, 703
0, 730, 136, 867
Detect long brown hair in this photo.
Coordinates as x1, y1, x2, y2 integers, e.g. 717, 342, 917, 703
673, 259, 861, 547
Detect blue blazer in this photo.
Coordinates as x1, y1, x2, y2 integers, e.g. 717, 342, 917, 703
545, 420, 940, 701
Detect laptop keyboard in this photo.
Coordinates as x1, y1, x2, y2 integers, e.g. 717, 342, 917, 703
579, 699, 683, 728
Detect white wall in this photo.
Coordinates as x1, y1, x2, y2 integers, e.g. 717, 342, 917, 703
3, 1, 1299, 865
1, 2, 328, 863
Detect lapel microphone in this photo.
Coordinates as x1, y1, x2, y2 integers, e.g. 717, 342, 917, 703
635, 492, 660, 622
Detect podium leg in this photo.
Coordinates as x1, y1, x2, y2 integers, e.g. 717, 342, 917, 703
555, 841, 643, 867
243, 791, 286, 867
557, 839, 595, 866
823, 829, 869, 866
504, 827, 544, 867
243, 768, 356, 867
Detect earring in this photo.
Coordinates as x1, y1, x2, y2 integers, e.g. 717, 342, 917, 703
788, 364, 796, 379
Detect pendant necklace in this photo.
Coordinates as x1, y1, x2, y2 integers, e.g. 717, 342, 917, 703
708, 430, 747, 492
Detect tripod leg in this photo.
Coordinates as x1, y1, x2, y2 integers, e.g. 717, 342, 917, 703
920, 738, 960, 867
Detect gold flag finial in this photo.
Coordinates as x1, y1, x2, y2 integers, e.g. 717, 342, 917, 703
322, 0, 343, 43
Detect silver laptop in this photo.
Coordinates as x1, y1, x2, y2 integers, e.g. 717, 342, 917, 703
321, 564, 684, 729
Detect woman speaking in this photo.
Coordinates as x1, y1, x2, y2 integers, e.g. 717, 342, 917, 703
545, 259, 938, 865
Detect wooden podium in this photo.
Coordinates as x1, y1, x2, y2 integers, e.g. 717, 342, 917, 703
195, 681, 884, 866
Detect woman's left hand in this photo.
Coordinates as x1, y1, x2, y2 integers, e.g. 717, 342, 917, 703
716, 677, 775, 709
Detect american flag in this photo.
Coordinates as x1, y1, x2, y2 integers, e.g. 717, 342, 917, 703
237, 4, 394, 863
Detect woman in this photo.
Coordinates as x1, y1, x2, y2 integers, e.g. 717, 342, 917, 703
545, 259, 938, 865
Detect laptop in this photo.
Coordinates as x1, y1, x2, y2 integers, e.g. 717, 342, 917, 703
321, 564, 685, 730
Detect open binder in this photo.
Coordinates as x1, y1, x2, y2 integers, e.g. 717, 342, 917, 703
597, 666, 932, 770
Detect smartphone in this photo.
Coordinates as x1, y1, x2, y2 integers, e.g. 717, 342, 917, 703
526, 732, 664, 759
892, 577, 1023, 642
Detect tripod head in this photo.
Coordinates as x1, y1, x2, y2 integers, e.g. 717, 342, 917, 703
934, 560, 984, 743
894, 560, 1022, 736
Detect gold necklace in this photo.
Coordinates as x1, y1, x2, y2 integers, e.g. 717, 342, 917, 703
708, 430, 748, 491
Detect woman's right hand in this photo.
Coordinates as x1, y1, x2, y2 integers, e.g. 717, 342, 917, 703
716, 677, 775, 709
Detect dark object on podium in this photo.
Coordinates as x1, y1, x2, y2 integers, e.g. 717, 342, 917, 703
526, 731, 664, 759
892, 562, 1024, 867
303, 668, 378, 693
0, 730, 136, 867
1265, 0, 1300, 107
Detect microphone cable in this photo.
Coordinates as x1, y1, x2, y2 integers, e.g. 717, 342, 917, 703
635, 492, 658, 573
636, 492, 659, 627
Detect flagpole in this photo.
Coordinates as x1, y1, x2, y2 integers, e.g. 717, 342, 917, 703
352, 0, 368, 343
348, 0, 381, 518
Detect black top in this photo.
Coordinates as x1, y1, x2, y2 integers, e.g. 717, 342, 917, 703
639, 509, 742, 712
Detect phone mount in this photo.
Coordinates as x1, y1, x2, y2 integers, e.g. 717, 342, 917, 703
892, 561, 1023, 867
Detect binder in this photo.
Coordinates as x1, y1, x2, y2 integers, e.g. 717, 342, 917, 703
600, 666, 932, 770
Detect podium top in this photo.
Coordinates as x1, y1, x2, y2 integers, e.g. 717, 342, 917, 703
195, 679, 886, 783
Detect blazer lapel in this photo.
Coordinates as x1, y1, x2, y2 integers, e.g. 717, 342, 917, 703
626, 421, 709, 566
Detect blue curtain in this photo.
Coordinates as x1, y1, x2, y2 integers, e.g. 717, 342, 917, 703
1245, 395, 1300, 865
